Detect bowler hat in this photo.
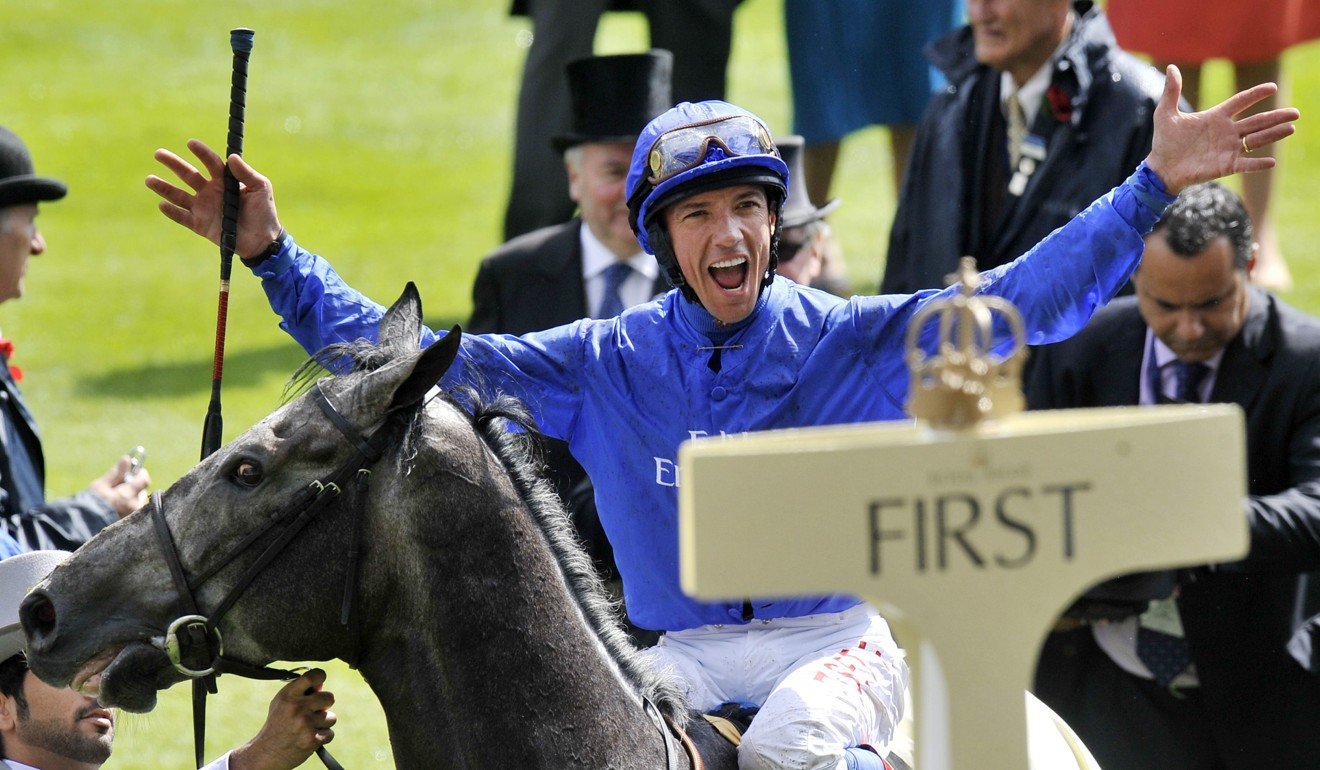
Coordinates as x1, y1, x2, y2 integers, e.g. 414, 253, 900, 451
552, 50, 674, 153
776, 135, 840, 229
0, 126, 67, 208
0, 550, 69, 662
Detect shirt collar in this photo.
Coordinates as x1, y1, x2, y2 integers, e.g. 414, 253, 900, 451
579, 224, 656, 282
1150, 333, 1226, 374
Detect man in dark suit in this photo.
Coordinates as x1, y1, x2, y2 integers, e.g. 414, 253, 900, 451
883, 0, 1165, 294
1027, 181, 1320, 768
468, 54, 669, 636
0, 126, 150, 554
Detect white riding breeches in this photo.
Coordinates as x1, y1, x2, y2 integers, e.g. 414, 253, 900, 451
645, 603, 908, 770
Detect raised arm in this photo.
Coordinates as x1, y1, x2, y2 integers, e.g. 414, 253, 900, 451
146, 139, 283, 260
1146, 64, 1299, 194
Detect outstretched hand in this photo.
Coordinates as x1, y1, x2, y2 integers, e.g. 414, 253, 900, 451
229, 668, 336, 770
1147, 64, 1300, 194
146, 139, 284, 260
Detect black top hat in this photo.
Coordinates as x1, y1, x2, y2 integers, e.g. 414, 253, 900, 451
776, 135, 840, 229
552, 50, 674, 153
0, 126, 66, 208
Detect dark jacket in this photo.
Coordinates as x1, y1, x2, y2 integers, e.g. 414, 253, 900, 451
1027, 289, 1320, 764
883, 1, 1164, 293
509, 0, 637, 16
0, 357, 117, 551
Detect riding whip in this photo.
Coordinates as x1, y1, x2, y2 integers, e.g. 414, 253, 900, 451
190, 32, 347, 770
200, 27, 254, 462
191, 26, 252, 770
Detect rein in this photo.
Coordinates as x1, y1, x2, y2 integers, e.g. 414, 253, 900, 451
152, 382, 391, 770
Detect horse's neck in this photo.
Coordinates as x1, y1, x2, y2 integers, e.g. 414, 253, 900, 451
355, 474, 674, 769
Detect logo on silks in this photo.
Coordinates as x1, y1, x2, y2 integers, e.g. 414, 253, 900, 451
656, 429, 737, 487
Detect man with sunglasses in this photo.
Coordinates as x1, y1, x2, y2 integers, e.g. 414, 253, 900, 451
147, 67, 1296, 769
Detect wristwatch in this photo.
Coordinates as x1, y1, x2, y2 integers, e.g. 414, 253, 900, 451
243, 229, 287, 265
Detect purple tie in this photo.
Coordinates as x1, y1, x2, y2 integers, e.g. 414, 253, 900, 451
1173, 360, 1210, 403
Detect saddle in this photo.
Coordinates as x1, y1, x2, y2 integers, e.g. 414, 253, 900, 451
700, 701, 759, 747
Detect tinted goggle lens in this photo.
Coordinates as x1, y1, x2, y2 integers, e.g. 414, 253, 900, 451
646, 116, 777, 184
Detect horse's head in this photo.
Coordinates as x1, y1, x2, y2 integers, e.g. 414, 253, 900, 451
18, 283, 463, 711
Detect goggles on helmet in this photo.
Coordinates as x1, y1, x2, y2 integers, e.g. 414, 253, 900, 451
645, 114, 777, 186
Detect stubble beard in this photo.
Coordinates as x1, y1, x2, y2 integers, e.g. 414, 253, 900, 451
15, 710, 113, 765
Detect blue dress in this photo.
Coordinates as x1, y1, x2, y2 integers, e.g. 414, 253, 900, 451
785, 0, 964, 142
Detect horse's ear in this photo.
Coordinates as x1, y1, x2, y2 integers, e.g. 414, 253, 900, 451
388, 325, 462, 412
378, 282, 425, 356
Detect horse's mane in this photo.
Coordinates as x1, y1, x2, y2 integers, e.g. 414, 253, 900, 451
458, 386, 689, 723
291, 341, 689, 723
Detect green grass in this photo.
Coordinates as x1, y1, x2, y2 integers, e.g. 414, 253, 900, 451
5, 1, 1320, 766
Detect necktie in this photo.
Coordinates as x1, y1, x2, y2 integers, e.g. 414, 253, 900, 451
1172, 360, 1210, 403
1006, 91, 1027, 168
1137, 623, 1191, 688
597, 261, 633, 319
1135, 362, 1207, 689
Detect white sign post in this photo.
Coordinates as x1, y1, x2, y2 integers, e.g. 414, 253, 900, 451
679, 405, 1248, 769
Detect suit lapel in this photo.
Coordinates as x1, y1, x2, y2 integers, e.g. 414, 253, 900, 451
0, 364, 42, 477
528, 220, 589, 319
1090, 305, 1145, 406
1209, 287, 1273, 412
964, 70, 1003, 260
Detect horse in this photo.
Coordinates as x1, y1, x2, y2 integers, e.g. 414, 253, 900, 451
17, 283, 1092, 769
19, 284, 739, 769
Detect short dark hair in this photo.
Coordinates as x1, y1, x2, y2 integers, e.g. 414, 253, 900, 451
0, 654, 30, 755
1150, 181, 1254, 269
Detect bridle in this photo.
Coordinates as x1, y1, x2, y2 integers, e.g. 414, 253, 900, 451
151, 381, 395, 770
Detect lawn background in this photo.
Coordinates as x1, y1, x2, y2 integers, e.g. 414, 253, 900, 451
5, 1, 1320, 766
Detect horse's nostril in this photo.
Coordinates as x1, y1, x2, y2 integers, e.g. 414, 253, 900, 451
20, 593, 57, 642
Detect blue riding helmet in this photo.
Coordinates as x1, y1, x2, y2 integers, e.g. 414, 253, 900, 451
626, 101, 789, 303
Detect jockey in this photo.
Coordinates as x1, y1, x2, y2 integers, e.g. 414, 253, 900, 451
147, 80, 1295, 770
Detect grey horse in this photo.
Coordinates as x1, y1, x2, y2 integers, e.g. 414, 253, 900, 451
18, 284, 741, 769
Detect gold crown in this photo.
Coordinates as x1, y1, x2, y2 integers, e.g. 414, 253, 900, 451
905, 257, 1028, 429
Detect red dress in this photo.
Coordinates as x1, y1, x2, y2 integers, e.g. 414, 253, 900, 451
1107, 0, 1320, 63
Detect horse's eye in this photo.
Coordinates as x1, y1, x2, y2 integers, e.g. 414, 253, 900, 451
232, 461, 264, 487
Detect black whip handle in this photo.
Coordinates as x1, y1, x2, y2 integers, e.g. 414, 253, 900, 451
221, 27, 254, 278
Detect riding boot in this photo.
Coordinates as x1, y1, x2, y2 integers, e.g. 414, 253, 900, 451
844, 746, 890, 770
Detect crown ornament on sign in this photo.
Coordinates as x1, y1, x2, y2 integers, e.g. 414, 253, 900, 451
905, 257, 1028, 429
